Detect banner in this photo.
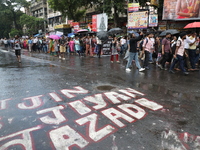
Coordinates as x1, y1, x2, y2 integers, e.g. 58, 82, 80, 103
128, 3, 139, 12
163, 0, 200, 20
72, 22, 80, 33
128, 11, 148, 29
149, 14, 158, 27
92, 13, 108, 32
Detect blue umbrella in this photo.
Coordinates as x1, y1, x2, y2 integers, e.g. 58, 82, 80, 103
68, 33, 74, 37
128, 31, 139, 37
34, 34, 40, 37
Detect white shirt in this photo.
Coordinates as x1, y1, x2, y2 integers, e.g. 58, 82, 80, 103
176, 39, 185, 56
96, 37, 102, 45
33, 38, 38, 43
184, 35, 195, 49
120, 38, 126, 45
4, 40, 8, 44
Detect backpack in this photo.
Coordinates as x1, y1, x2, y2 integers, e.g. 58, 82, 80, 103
139, 38, 148, 50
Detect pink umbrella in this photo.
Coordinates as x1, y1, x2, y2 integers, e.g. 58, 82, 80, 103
77, 29, 89, 33
49, 35, 61, 40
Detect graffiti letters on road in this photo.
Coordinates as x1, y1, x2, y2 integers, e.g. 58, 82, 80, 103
0, 86, 164, 150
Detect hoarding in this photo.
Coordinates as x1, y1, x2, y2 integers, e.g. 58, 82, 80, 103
92, 13, 108, 32
149, 14, 158, 27
128, 3, 139, 12
128, 11, 148, 29
163, 0, 200, 20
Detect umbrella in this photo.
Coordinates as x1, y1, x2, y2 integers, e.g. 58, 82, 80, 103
88, 31, 96, 35
34, 34, 40, 37
184, 22, 200, 29
108, 28, 123, 35
77, 29, 88, 33
68, 33, 74, 37
49, 35, 61, 40
128, 31, 139, 37
97, 31, 108, 41
159, 29, 179, 36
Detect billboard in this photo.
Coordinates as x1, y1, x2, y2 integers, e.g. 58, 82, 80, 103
92, 13, 108, 32
150, 0, 159, 6
163, 0, 200, 20
128, 3, 139, 12
149, 14, 158, 27
128, 11, 148, 29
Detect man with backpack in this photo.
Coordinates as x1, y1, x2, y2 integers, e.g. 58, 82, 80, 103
142, 33, 154, 70
169, 32, 189, 75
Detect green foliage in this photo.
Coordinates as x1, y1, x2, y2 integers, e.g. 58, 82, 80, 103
48, 0, 90, 21
10, 29, 22, 37
20, 14, 45, 35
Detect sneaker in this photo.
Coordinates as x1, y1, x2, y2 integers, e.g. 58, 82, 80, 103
158, 64, 164, 70
169, 70, 175, 74
117, 61, 120, 63
139, 68, 145, 72
126, 68, 131, 72
111, 61, 114, 63
184, 72, 189, 75
59, 56, 61, 59
62, 58, 66, 60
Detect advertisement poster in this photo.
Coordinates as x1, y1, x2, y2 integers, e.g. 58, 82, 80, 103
128, 11, 148, 29
163, 0, 200, 20
128, 3, 139, 12
149, 14, 158, 27
92, 13, 108, 32
72, 22, 80, 33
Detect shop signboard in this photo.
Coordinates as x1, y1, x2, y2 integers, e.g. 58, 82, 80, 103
128, 3, 140, 12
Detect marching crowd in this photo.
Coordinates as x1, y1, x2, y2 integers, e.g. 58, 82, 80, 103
0, 31, 200, 75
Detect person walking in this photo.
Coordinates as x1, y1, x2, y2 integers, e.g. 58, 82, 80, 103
126, 32, 145, 72
188, 32, 198, 71
184, 31, 194, 71
75, 36, 81, 56
110, 36, 120, 63
59, 35, 67, 60
14, 35, 22, 63
142, 33, 154, 70
96, 37, 102, 58
169, 32, 189, 75
159, 33, 172, 70
28, 38, 33, 52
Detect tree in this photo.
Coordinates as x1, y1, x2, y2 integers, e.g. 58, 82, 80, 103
20, 14, 45, 36
48, 0, 86, 22
0, 0, 30, 37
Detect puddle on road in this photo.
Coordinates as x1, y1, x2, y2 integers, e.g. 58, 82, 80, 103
135, 82, 200, 101
96, 85, 116, 91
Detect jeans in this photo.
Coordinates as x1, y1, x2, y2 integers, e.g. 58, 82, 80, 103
188, 49, 196, 69
43, 45, 47, 53
126, 52, 141, 69
170, 55, 186, 72
143, 51, 150, 68
120, 45, 125, 55
149, 52, 153, 62
97, 44, 102, 58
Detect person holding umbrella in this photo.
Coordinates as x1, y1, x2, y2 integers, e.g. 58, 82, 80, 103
126, 32, 145, 72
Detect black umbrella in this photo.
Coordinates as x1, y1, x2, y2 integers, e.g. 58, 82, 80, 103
108, 28, 123, 35
97, 31, 108, 41
88, 31, 96, 35
159, 29, 179, 36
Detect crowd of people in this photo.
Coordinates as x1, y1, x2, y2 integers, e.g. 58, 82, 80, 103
0, 31, 200, 75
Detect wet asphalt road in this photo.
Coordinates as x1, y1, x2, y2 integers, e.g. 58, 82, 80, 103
0, 47, 200, 150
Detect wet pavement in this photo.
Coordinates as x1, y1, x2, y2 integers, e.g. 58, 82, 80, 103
0, 47, 200, 150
